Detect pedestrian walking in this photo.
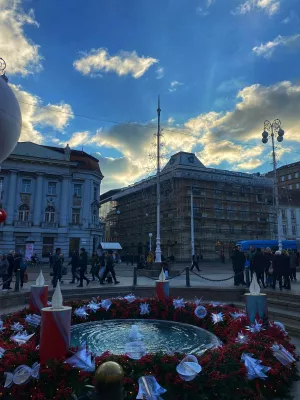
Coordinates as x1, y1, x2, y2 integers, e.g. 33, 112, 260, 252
273, 251, 285, 290
282, 250, 291, 290
232, 246, 246, 286
90, 251, 101, 282
252, 248, 268, 288
100, 251, 120, 285
289, 249, 297, 281
68, 250, 80, 284
264, 248, 274, 287
190, 254, 201, 272
0, 254, 9, 291
6, 250, 15, 290
52, 248, 64, 288
77, 248, 90, 287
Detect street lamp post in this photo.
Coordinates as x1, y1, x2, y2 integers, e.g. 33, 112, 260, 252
190, 186, 195, 258
155, 96, 162, 263
261, 119, 285, 251
149, 233, 153, 252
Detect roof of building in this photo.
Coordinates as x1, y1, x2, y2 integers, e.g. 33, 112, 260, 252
100, 188, 122, 202
162, 151, 205, 171
266, 160, 300, 175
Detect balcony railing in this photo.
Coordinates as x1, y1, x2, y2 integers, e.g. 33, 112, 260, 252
41, 222, 58, 229
14, 220, 32, 228
89, 222, 103, 229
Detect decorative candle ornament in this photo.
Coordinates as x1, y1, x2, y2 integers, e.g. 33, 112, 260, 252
245, 273, 268, 324
51, 281, 63, 310
29, 270, 48, 314
156, 268, 169, 300
39, 281, 72, 364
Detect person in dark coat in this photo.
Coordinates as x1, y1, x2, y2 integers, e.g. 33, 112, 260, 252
252, 248, 268, 288
77, 248, 90, 287
100, 251, 120, 285
68, 250, 80, 284
273, 251, 285, 290
264, 248, 274, 287
0, 254, 9, 291
289, 250, 297, 281
282, 250, 291, 290
6, 251, 15, 290
52, 248, 64, 288
232, 246, 246, 286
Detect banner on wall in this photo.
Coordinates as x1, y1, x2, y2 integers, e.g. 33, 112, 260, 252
25, 243, 34, 261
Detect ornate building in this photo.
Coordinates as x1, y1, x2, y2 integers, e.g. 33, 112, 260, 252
266, 161, 300, 191
101, 152, 276, 261
0, 142, 104, 257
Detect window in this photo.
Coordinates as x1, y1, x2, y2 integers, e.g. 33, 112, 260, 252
288, 185, 292, 190
295, 172, 299, 179
93, 185, 98, 201
18, 204, 30, 221
283, 225, 287, 235
48, 182, 57, 195
72, 208, 80, 224
45, 206, 55, 223
280, 176, 285, 182
92, 206, 98, 223
288, 174, 292, 180
73, 183, 82, 197
296, 183, 300, 189
229, 225, 235, 234
42, 237, 54, 257
22, 179, 31, 193
282, 209, 286, 219
292, 225, 297, 236
291, 210, 296, 219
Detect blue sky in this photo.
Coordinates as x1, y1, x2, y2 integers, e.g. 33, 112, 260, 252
2, 0, 300, 191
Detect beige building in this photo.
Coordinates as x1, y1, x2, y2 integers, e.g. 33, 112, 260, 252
266, 161, 300, 191
101, 152, 276, 261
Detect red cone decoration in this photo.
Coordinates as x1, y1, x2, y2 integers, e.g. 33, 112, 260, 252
0, 209, 7, 223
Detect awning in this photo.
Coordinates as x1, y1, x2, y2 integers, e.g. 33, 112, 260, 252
99, 242, 122, 250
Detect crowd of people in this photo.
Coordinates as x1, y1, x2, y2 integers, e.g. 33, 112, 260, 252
232, 245, 298, 290
0, 251, 27, 291
50, 247, 120, 288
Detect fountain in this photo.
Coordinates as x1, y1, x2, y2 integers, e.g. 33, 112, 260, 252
71, 319, 221, 356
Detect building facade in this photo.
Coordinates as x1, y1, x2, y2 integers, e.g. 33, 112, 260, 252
0, 142, 104, 258
266, 161, 300, 191
278, 190, 300, 240
102, 152, 276, 261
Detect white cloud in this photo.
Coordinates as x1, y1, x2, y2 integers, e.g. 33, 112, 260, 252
0, 0, 43, 76
168, 117, 175, 125
252, 34, 300, 58
10, 84, 74, 143
235, 158, 263, 170
156, 67, 164, 79
233, 0, 280, 16
57, 131, 90, 148
217, 78, 246, 93
207, 0, 216, 7
73, 48, 158, 79
196, 7, 209, 16
169, 80, 183, 92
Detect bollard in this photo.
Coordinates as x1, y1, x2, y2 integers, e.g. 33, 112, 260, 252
133, 267, 137, 286
185, 267, 191, 287
94, 361, 124, 400
245, 268, 250, 288
14, 269, 20, 292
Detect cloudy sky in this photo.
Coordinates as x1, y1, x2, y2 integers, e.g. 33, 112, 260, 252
2, 0, 300, 192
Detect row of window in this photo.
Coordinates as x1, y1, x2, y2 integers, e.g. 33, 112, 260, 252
282, 225, 297, 236
17, 205, 99, 224
282, 209, 297, 219
0, 178, 99, 200
280, 172, 300, 182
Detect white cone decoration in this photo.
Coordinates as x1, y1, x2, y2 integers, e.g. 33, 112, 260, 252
35, 270, 45, 287
158, 268, 166, 282
249, 273, 261, 295
129, 325, 143, 341
51, 281, 63, 310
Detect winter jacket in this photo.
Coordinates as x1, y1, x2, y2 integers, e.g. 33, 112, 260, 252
252, 252, 269, 274
0, 259, 9, 276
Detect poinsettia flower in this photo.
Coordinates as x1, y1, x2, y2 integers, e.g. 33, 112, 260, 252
211, 313, 224, 324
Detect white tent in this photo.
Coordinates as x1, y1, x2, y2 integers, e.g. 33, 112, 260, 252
99, 242, 122, 250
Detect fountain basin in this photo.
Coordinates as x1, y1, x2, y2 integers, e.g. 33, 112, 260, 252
71, 319, 222, 356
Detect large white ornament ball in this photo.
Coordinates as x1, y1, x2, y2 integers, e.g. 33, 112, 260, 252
0, 76, 22, 163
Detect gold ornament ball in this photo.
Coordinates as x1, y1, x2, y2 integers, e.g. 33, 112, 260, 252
95, 361, 124, 393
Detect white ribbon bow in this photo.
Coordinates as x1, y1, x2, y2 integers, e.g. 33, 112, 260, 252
176, 355, 202, 381
4, 363, 40, 388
